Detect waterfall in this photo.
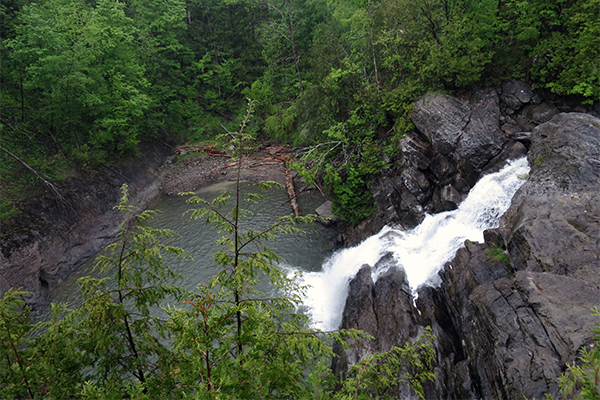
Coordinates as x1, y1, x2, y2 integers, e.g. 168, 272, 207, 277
293, 157, 530, 331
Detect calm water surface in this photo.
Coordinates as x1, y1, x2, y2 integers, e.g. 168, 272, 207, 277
50, 181, 337, 307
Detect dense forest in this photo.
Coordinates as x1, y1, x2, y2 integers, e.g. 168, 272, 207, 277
1, 0, 598, 224
1, 1, 599, 397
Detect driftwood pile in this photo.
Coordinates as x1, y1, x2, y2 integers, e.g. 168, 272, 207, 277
176, 143, 229, 157
179, 143, 301, 217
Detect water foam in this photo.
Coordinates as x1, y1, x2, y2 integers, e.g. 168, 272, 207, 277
293, 157, 530, 331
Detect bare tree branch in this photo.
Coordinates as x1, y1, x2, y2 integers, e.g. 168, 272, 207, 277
0, 145, 64, 201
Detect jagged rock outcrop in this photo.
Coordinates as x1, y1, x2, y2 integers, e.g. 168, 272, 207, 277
411, 93, 471, 156
337, 86, 600, 399
350, 88, 522, 247
332, 254, 420, 395
503, 113, 600, 278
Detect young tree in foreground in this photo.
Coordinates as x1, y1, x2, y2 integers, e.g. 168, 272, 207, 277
168, 100, 337, 397
75, 183, 191, 397
0, 101, 437, 399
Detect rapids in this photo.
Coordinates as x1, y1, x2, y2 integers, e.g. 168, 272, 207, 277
293, 157, 530, 331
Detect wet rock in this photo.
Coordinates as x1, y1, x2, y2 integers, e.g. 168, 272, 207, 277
459, 271, 600, 399
482, 141, 528, 174
523, 102, 560, 124
334, 256, 419, 375
400, 167, 431, 204
513, 131, 532, 142
501, 122, 522, 135
430, 154, 458, 185
455, 88, 508, 171
352, 88, 526, 244
440, 184, 461, 210
400, 136, 434, 170
315, 201, 341, 226
372, 261, 418, 352
332, 264, 377, 376
501, 80, 535, 112
412, 93, 471, 156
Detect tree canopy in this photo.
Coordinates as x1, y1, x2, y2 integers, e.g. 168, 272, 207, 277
1, 0, 598, 224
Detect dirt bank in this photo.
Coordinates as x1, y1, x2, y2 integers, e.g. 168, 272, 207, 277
0, 142, 297, 309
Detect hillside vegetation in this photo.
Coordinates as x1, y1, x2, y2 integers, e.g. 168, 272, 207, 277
1, 0, 598, 224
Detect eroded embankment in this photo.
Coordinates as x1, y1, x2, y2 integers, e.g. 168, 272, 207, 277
0, 142, 299, 309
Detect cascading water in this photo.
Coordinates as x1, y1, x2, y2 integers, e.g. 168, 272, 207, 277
293, 157, 530, 331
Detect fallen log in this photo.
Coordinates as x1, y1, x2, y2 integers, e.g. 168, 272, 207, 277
284, 167, 301, 217
271, 153, 291, 164
177, 143, 231, 157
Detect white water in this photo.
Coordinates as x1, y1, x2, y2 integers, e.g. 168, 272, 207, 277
292, 157, 530, 331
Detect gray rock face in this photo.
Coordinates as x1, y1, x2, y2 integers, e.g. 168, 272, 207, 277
523, 102, 560, 125
504, 113, 600, 276
333, 254, 418, 377
455, 89, 508, 171
412, 89, 509, 174
338, 112, 600, 399
0, 144, 170, 308
412, 93, 471, 156
501, 80, 535, 112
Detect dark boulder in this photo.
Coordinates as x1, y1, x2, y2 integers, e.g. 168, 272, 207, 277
500, 80, 537, 113
522, 102, 560, 125
334, 254, 419, 375
455, 88, 509, 172
412, 93, 471, 156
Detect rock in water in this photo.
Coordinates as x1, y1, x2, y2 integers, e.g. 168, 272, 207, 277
338, 112, 600, 400
442, 113, 600, 399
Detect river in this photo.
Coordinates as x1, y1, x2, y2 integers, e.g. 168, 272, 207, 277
50, 181, 339, 307
50, 158, 529, 332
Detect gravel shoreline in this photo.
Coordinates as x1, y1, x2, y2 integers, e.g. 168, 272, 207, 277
159, 150, 289, 196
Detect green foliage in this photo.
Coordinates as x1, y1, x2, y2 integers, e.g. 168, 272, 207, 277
335, 327, 436, 399
3, 0, 596, 211
325, 162, 376, 225
173, 102, 331, 397
0, 196, 19, 226
0, 289, 85, 399
528, 0, 600, 102
551, 307, 600, 400
297, 104, 388, 225
6, 0, 150, 164
485, 246, 511, 266
534, 154, 546, 167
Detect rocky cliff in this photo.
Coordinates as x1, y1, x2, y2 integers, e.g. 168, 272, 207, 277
0, 143, 171, 308
336, 83, 600, 399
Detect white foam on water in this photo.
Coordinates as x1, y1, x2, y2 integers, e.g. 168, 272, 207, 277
292, 157, 530, 331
